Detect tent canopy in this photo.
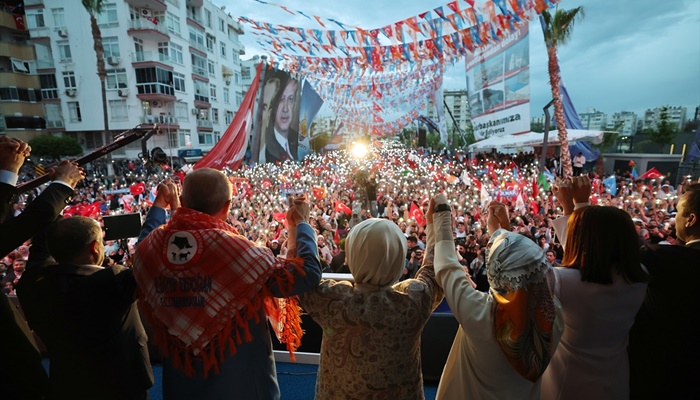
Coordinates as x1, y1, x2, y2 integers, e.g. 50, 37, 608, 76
469, 129, 606, 153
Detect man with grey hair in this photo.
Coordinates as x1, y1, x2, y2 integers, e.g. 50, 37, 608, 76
134, 168, 321, 399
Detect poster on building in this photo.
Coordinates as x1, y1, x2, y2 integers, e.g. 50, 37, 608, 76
297, 81, 324, 160
465, 23, 530, 140
251, 68, 303, 164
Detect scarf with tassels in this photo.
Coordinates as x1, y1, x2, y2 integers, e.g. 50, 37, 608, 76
133, 207, 305, 377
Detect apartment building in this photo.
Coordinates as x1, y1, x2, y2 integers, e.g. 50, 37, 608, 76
578, 108, 608, 131
642, 106, 687, 132
22, 0, 245, 160
607, 111, 638, 136
0, 1, 46, 141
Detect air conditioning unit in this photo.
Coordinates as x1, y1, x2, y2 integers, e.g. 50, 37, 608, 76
57, 29, 68, 38
191, 108, 199, 115
225, 79, 231, 86
117, 89, 129, 97
151, 101, 161, 108
141, 8, 153, 18
66, 89, 76, 97
107, 57, 121, 66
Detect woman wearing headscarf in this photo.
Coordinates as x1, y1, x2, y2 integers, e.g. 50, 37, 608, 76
544, 176, 648, 400
296, 197, 445, 400
434, 200, 557, 399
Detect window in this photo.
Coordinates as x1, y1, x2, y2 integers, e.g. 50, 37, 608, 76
189, 27, 205, 51
26, 10, 45, 29
11, 58, 30, 74
225, 110, 234, 124
191, 54, 206, 77
173, 72, 185, 92
199, 132, 213, 145
193, 80, 208, 102
170, 42, 183, 64
232, 51, 239, 63
209, 84, 217, 101
207, 60, 216, 78
167, 131, 179, 148
0, 87, 39, 102
175, 102, 189, 121
109, 99, 128, 121
135, 67, 174, 96
220, 42, 226, 57
223, 87, 230, 104
204, 9, 212, 28
102, 37, 120, 58
206, 35, 215, 53
40, 74, 58, 99
57, 41, 72, 62
52, 8, 65, 28
106, 69, 128, 90
212, 108, 219, 124
179, 129, 191, 146
234, 71, 240, 85
63, 71, 76, 89
218, 18, 224, 32
214, 131, 221, 143
235, 92, 243, 107
68, 102, 82, 122
166, 13, 181, 36
97, 4, 118, 27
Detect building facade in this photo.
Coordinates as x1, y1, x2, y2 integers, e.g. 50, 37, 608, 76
21, 0, 245, 161
578, 108, 608, 131
642, 106, 687, 132
607, 111, 638, 136
0, 1, 46, 142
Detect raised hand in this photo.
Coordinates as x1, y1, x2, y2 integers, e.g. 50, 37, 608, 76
286, 195, 310, 227
0, 136, 31, 174
50, 160, 85, 188
571, 175, 592, 204
487, 201, 509, 234
153, 178, 181, 210
552, 179, 575, 215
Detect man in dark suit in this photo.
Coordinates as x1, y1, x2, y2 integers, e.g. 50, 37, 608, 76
17, 213, 154, 400
0, 136, 83, 399
264, 76, 299, 163
629, 183, 700, 399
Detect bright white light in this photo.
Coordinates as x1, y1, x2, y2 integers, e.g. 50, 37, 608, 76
350, 142, 368, 158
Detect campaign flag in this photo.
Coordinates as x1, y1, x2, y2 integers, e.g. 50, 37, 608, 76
631, 166, 639, 179
510, 161, 520, 180
537, 172, 550, 191
194, 63, 263, 170
603, 175, 617, 196
638, 168, 664, 180
409, 201, 425, 226
515, 192, 526, 214
312, 186, 327, 200
480, 185, 492, 209
130, 182, 146, 196
532, 176, 539, 198
261, 178, 273, 189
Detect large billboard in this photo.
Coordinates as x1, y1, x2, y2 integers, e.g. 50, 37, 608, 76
250, 68, 323, 164
466, 23, 530, 140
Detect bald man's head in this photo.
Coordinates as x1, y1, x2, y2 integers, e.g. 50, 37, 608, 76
181, 168, 232, 216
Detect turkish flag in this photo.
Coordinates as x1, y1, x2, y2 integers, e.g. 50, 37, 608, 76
261, 178, 272, 189
292, 170, 302, 179
409, 202, 425, 226
335, 202, 352, 215
130, 182, 146, 196
13, 14, 25, 30
81, 203, 102, 218
638, 168, 664, 180
312, 186, 327, 200
532, 176, 539, 198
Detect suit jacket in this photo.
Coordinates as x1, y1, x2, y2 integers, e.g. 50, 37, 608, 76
628, 241, 700, 399
0, 182, 74, 400
265, 126, 299, 163
17, 219, 154, 400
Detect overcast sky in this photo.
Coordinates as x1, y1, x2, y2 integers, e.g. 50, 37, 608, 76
224, 0, 700, 119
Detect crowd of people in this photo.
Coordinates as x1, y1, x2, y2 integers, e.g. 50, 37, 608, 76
1, 133, 699, 399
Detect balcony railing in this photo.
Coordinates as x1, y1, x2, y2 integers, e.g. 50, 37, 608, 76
192, 65, 206, 77
128, 19, 169, 36
131, 51, 172, 66
189, 39, 206, 53
46, 119, 65, 129
136, 83, 174, 96
141, 115, 178, 125
41, 88, 59, 99
36, 59, 55, 69
196, 119, 213, 128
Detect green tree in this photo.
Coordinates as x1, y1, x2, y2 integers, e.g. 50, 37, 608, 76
592, 127, 618, 176
650, 106, 677, 145
29, 135, 83, 160
426, 131, 441, 150
82, 0, 113, 175
531, 120, 545, 132
541, 6, 585, 178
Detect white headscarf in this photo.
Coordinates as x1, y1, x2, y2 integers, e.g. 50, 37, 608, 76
346, 219, 407, 291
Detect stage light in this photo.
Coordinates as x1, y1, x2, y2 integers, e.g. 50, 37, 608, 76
350, 142, 368, 158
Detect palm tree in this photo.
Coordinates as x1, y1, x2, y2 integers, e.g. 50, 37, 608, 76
541, 6, 585, 178
82, 0, 113, 175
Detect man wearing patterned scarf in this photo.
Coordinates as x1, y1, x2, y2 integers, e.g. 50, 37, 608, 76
434, 200, 556, 400
133, 169, 321, 399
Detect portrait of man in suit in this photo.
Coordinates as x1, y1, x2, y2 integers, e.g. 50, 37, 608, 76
263, 76, 300, 164
254, 76, 280, 164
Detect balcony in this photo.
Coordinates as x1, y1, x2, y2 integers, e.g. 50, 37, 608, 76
124, 0, 166, 12
189, 39, 206, 55
131, 51, 172, 69
40, 88, 59, 101
192, 65, 206, 78
196, 119, 213, 130
140, 114, 179, 129
135, 83, 176, 103
0, 42, 36, 60
35, 58, 55, 71
127, 18, 169, 42
187, 0, 203, 7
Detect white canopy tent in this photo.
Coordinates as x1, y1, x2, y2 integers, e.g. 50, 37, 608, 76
468, 129, 606, 153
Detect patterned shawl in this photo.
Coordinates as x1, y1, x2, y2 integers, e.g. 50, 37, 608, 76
133, 207, 305, 377
487, 229, 555, 382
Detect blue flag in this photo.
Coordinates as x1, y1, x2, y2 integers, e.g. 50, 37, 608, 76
631, 167, 638, 179
603, 175, 617, 196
